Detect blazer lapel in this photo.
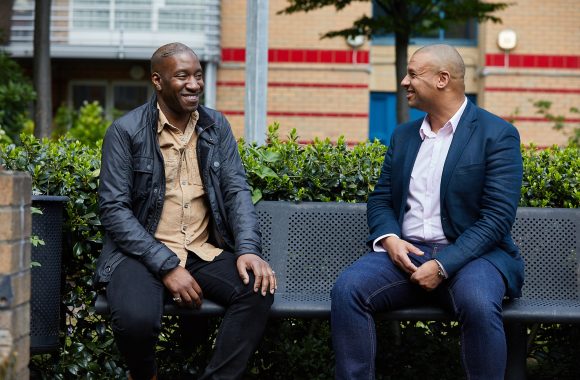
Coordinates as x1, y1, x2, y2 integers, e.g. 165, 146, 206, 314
440, 101, 478, 199
399, 121, 423, 221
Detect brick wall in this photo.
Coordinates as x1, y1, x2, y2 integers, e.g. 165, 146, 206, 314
218, 0, 371, 143
218, 0, 578, 146
0, 168, 31, 379
479, 0, 580, 146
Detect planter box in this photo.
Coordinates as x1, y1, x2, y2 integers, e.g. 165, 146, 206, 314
30, 195, 68, 354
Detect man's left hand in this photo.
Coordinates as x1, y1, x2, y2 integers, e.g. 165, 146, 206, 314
410, 260, 443, 291
237, 254, 277, 296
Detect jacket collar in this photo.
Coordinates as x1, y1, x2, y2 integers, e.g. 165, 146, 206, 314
148, 94, 216, 144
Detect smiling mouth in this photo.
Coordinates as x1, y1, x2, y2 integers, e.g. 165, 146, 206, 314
182, 94, 199, 102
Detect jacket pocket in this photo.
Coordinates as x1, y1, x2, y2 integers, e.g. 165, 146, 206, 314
133, 156, 153, 199
454, 162, 484, 175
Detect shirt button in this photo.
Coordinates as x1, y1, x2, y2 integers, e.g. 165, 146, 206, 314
184, 204, 189, 208
213, 161, 220, 168
182, 181, 187, 185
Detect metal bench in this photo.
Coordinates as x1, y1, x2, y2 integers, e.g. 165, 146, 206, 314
95, 201, 580, 379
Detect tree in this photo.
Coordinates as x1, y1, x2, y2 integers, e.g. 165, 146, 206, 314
0, 0, 15, 44
33, 0, 52, 138
280, 0, 510, 124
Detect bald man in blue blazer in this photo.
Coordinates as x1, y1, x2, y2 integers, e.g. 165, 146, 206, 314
331, 45, 524, 380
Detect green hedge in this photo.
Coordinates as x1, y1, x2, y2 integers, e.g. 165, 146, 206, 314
0, 127, 579, 379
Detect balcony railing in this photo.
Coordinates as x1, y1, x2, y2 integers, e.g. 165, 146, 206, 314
7, 0, 221, 61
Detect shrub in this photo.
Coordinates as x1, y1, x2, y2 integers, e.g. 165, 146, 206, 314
0, 52, 36, 142
0, 127, 12, 144
0, 134, 121, 378
0, 125, 578, 379
520, 144, 579, 208
240, 123, 386, 203
53, 101, 110, 146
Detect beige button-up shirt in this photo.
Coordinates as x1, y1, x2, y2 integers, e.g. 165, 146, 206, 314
154, 106, 223, 265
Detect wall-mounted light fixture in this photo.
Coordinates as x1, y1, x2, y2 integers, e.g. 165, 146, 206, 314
346, 35, 365, 49
497, 29, 517, 69
497, 29, 517, 51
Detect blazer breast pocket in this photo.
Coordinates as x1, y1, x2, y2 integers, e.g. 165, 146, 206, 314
450, 163, 485, 194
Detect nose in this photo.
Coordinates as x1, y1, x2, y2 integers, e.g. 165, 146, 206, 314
186, 77, 201, 91
401, 75, 410, 87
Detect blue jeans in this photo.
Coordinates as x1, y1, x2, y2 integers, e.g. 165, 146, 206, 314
331, 243, 507, 380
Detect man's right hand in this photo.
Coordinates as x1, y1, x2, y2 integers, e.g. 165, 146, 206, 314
381, 236, 424, 275
161, 266, 203, 308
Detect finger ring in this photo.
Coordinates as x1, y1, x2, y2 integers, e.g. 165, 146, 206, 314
173, 297, 181, 302
272, 271, 276, 274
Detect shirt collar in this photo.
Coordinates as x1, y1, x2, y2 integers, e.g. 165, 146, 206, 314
156, 104, 199, 134
419, 97, 468, 140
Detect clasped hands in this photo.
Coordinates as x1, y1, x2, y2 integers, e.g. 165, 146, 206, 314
381, 236, 443, 291
161, 253, 277, 308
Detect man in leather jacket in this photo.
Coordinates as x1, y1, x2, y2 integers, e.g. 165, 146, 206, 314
96, 42, 276, 380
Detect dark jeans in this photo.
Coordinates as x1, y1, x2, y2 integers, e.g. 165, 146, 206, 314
331, 243, 507, 380
106, 251, 273, 380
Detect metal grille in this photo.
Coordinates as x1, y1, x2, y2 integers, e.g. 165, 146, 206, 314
512, 216, 579, 300
257, 211, 272, 263
30, 196, 67, 353
286, 210, 368, 294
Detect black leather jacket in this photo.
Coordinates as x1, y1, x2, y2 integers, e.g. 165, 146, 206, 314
94, 94, 261, 285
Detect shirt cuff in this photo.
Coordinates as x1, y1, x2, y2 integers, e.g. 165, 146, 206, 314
373, 233, 399, 252
434, 259, 449, 279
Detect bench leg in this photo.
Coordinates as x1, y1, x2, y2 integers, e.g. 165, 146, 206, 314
504, 322, 527, 380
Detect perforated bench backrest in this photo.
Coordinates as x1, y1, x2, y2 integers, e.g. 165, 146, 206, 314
512, 207, 580, 300
255, 202, 580, 299
255, 201, 368, 295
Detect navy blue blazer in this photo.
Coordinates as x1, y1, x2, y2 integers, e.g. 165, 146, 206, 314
367, 100, 524, 298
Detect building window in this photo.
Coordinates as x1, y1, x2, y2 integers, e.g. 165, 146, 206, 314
71, 0, 206, 32
371, 1, 477, 46
72, 0, 110, 29
115, 0, 152, 31
113, 83, 149, 112
72, 83, 107, 109
70, 81, 151, 117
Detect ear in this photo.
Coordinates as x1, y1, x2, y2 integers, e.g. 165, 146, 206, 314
151, 72, 162, 91
436, 70, 450, 89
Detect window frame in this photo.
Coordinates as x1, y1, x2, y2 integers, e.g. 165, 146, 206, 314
370, 2, 478, 47
69, 80, 152, 118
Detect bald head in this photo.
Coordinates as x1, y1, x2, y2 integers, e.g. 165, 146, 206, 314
413, 44, 466, 81
151, 42, 196, 74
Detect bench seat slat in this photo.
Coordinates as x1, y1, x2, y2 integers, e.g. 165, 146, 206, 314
95, 293, 580, 323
